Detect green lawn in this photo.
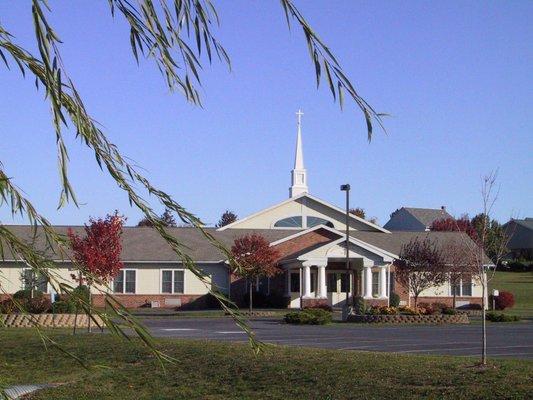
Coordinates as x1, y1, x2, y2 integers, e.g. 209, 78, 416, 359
1, 330, 532, 399
489, 271, 533, 317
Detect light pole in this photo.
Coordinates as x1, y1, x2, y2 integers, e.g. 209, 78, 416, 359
340, 184, 350, 306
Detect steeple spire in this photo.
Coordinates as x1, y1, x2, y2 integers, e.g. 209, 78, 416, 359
289, 109, 308, 198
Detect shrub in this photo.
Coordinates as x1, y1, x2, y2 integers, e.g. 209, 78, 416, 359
398, 306, 419, 315
494, 291, 515, 310
26, 297, 51, 314
431, 302, 448, 312
0, 299, 17, 314
442, 307, 457, 315
389, 292, 400, 307
486, 312, 521, 322
52, 300, 76, 314
457, 303, 482, 310
418, 303, 439, 315
366, 305, 398, 315
71, 285, 91, 304
284, 309, 332, 325
352, 296, 365, 315
503, 261, 532, 272
13, 289, 44, 300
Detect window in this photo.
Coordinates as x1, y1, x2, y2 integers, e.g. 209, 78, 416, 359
162, 271, 172, 293
161, 270, 184, 294
340, 273, 350, 292
451, 282, 461, 297
372, 271, 379, 297
113, 270, 136, 294
22, 269, 48, 293
450, 274, 472, 297
257, 276, 270, 295
274, 216, 302, 228
327, 273, 338, 292
461, 274, 472, 297
290, 272, 300, 293
307, 216, 334, 228
310, 272, 316, 292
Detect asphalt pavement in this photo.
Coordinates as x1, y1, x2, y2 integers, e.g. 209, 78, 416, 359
141, 317, 533, 360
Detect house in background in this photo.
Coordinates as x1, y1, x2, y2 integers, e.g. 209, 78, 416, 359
384, 207, 452, 232
503, 218, 533, 260
0, 113, 491, 310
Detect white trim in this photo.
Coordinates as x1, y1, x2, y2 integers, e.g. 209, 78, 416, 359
293, 235, 397, 262
217, 193, 389, 233
270, 224, 398, 261
160, 268, 186, 294
112, 268, 137, 294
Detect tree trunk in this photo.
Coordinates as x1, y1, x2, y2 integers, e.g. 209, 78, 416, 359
73, 272, 82, 335
87, 284, 92, 333
413, 295, 418, 310
481, 282, 487, 365
249, 281, 253, 313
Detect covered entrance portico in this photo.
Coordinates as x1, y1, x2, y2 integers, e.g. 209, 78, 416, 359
282, 236, 395, 309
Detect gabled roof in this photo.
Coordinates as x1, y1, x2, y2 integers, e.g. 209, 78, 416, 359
217, 193, 389, 233
1, 225, 492, 265
0, 225, 296, 263
505, 218, 533, 231
392, 207, 452, 227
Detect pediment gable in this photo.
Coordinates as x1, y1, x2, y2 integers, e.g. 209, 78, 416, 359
218, 194, 388, 233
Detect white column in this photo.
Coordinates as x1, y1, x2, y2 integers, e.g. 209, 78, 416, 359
364, 266, 373, 299
317, 265, 327, 298
379, 266, 388, 298
303, 265, 311, 298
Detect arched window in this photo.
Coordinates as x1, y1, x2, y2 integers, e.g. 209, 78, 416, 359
274, 216, 302, 228
307, 216, 334, 228
273, 216, 334, 228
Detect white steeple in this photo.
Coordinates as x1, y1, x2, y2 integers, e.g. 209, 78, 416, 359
289, 109, 308, 198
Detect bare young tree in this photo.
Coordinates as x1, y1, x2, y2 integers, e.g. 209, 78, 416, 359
457, 171, 510, 366
395, 237, 447, 309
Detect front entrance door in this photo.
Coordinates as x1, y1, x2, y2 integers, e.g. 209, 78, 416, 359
327, 271, 354, 307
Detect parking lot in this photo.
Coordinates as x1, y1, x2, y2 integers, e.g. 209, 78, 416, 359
142, 317, 533, 360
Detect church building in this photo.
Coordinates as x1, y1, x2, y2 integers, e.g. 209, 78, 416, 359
0, 112, 490, 310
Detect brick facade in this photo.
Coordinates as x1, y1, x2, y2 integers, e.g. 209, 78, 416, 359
301, 298, 329, 308
273, 229, 340, 261
91, 294, 215, 310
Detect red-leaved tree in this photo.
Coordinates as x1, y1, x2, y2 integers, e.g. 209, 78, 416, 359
430, 216, 477, 242
68, 212, 124, 332
68, 212, 124, 285
231, 234, 281, 312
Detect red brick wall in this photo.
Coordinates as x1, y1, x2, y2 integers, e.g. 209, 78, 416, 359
415, 296, 483, 307
91, 294, 212, 310
301, 298, 329, 308
273, 229, 340, 261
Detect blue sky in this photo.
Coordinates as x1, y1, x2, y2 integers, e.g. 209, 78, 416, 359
0, 1, 531, 227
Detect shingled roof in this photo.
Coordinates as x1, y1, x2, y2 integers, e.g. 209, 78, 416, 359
0, 226, 296, 262
402, 207, 452, 227
1, 225, 492, 265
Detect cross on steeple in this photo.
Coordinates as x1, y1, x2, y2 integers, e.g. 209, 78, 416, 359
296, 109, 304, 126
289, 108, 308, 198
